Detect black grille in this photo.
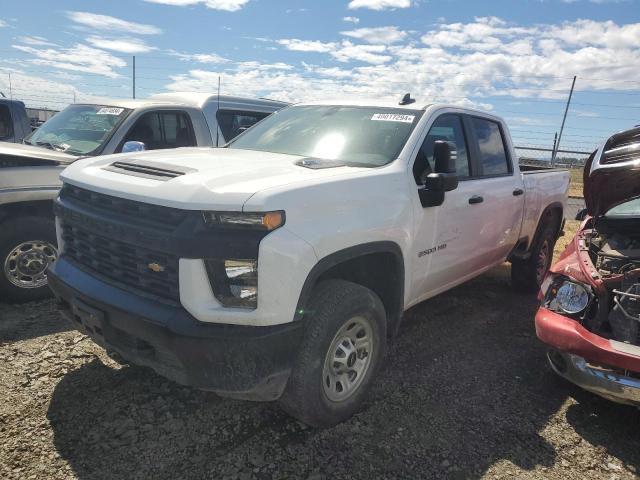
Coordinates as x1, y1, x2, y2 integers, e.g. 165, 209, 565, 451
61, 221, 180, 303
60, 184, 188, 231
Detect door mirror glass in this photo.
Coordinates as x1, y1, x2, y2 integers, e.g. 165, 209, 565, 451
122, 140, 146, 153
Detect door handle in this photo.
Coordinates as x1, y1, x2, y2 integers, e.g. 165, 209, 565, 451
513, 188, 524, 196
468, 195, 484, 205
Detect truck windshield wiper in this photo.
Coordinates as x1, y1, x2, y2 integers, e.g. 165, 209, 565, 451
35, 141, 68, 152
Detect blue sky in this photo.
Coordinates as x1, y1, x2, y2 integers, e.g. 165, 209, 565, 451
1, 0, 640, 156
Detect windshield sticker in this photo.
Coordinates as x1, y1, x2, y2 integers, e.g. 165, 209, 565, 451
371, 113, 415, 123
96, 107, 124, 115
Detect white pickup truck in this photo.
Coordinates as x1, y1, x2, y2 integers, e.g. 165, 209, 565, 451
48, 97, 569, 426
0, 92, 286, 302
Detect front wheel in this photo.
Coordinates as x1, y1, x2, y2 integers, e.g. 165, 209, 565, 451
279, 279, 387, 427
0, 216, 58, 303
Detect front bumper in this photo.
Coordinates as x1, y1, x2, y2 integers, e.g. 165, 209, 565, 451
536, 307, 640, 405
48, 257, 304, 400
546, 351, 640, 406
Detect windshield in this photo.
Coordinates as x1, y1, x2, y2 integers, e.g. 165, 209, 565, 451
227, 105, 423, 167
605, 197, 640, 217
24, 104, 131, 156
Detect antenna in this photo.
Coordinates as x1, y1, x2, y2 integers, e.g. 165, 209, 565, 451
216, 76, 221, 147
399, 93, 415, 105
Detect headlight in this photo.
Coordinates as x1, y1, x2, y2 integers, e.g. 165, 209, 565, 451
553, 281, 590, 314
204, 259, 258, 309
202, 211, 285, 230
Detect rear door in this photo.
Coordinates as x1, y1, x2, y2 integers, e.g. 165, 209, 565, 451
463, 115, 524, 263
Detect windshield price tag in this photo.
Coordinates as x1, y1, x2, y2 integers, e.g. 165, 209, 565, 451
371, 113, 415, 123
96, 107, 124, 115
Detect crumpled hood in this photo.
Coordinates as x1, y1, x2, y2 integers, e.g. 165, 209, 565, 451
584, 127, 640, 217
0, 141, 77, 165
60, 147, 364, 211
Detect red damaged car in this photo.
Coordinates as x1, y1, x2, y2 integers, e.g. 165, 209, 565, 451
536, 125, 640, 405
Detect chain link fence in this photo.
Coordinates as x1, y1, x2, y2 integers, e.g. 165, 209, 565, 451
515, 145, 592, 169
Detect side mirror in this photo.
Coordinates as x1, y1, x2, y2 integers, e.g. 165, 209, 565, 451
575, 208, 588, 221
419, 140, 459, 208
122, 141, 146, 153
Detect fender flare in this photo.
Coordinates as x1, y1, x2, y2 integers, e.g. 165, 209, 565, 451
510, 202, 564, 262
293, 241, 405, 324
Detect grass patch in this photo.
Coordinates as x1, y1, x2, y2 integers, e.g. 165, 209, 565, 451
554, 219, 580, 260
568, 167, 584, 198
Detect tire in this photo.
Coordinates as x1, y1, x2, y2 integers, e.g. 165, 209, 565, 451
511, 219, 557, 293
279, 279, 387, 427
0, 216, 58, 303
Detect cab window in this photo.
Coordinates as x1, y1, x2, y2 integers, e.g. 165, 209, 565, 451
122, 111, 196, 151
469, 117, 511, 176
412, 114, 470, 185
216, 110, 270, 142
0, 105, 13, 140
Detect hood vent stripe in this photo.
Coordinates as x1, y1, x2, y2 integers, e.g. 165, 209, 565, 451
104, 160, 197, 181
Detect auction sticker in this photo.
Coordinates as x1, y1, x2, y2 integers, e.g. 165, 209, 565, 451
96, 107, 124, 115
371, 113, 415, 123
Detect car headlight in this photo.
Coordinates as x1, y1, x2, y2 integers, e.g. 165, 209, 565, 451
548, 280, 591, 315
200, 211, 284, 309
202, 211, 285, 230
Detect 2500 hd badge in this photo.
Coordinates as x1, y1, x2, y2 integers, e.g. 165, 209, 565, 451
418, 243, 447, 258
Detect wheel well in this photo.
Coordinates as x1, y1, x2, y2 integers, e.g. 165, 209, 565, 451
0, 201, 54, 225
308, 250, 404, 333
543, 206, 564, 238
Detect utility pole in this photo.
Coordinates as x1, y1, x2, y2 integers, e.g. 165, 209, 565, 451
552, 132, 558, 161
8, 73, 12, 100
552, 75, 576, 166
132, 55, 136, 99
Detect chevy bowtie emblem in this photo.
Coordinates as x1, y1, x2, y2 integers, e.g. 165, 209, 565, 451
148, 262, 165, 273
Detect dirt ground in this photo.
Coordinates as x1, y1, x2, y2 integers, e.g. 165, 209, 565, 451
2, 223, 639, 480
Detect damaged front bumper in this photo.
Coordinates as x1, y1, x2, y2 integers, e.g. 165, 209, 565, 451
536, 307, 640, 405
547, 350, 640, 406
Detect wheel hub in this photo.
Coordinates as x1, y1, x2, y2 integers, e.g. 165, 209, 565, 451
4, 241, 58, 289
322, 316, 374, 402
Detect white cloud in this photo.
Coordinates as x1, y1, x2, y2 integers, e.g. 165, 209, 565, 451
277, 38, 391, 64
163, 16, 640, 112
16, 36, 59, 47
341, 26, 407, 44
343, 16, 360, 24
348, 0, 411, 10
331, 41, 391, 64
143, 0, 250, 12
87, 36, 156, 54
0, 20, 7, 28
12, 43, 127, 78
277, 39, 337, 53
0, 68, 132, 110
171, 51, 229, 63
66, 11, 162, 35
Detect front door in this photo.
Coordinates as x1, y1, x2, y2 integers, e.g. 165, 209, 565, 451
409, 113, 489, 302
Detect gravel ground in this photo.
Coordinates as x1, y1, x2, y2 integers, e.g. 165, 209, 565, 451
2, 248, 640, 478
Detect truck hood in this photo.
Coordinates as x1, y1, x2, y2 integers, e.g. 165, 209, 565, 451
0, 141, 77, 165
60, 147, 365, 210
584, 127, 640, 218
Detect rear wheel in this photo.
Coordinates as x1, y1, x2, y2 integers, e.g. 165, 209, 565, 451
0, 216, 58, 303
279, 279, 386, 427
512, 220, 557, 293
